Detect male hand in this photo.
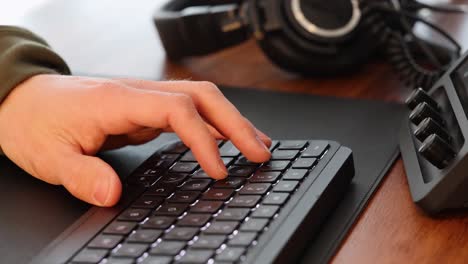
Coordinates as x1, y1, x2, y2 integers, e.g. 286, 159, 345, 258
0, 75, 271, 206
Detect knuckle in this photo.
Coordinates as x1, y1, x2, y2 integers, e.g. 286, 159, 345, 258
171, 93, 194, 108
199, 81, 221, 95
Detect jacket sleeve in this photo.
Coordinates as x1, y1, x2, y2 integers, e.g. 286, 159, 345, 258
0, 26, 71, 155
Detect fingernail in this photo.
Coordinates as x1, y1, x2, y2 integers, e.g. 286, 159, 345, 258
94, 176, 110, 206
217, 160, 228, 179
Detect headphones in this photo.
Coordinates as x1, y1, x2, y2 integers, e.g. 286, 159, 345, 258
154, 0, 465, 89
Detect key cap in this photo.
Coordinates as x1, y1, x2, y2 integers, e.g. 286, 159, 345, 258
228, 195, 261, 208
215, 247, 245, 262
251, 205, 279, 218
155, 204, 189, 216
203, 221, 238, 235
104, 257, 134, 264
269, 140, 279, 151
146, 183, 177, 197
213, 177, 245, 189
239, 183, 271, 195
118, 208, 150, 222
222, 157, 235, 166
228, 166, 257, 177
142, 216, 176, 229
103, 221, 137, 235
162, 141, 188, 154
178, 213, 211, 227
133, 167, 164, 178
282, 169, 308, 180
228, 232, 257, 247
112, 243, 147, 258
273, 181, 299, 192
72, 248, 107, 263
170, 162, 198, 173
219, 141, 240, 157
139, 256, 172, 264
240, 218, 269, 232
191, 170, 210, 179
271, 150, 299, 160
292, 158, 317, 169
302, 141, 329, 157
127, 229, 162, 243
180, 151, 196, 162
235, 156, 260, 166
164, 227, 198, 241
216, 208, 250, 221
181, 179, 212, 191
249, 171, 281, 183
127, 175, 159, 187
149, 241, 185, 256
158, 153, 179, 161
260, 161, 290, 171
177, 249, 214, 263
132, 196, 164, 209
202, 188, 235, 201
88, 235, 122, 249
277, 140, 307, 150
160, 174, 188, 185
190, 235, 225, 249
263, 193, 289, 205
168, 191, 200, 203
190, 201, 223, 214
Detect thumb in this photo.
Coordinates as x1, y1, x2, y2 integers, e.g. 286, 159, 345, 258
58, 151, 122, 206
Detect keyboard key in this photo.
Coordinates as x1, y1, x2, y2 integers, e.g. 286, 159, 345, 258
273, 181, 299, 192
260, 161, 290, 171
181, 179, 212, 191
292, 158, 317, 169
127, 175, 159, 187
239, 183, 271, 195
277, 140, 307, 150
202, 188, 235, 201
302, 141, 329, 157
127, 229, 162, 243
164, 227, 198, 241
132, 196, 164, 209
191, 170, 210, 179
190, 235, 225, 249
212, 177, 245, 189
72, 248, 108, 263
282, 169, 308, 180
155, 204, 189, 216
160, 174, 188, 185
216, 208, 250, 221
177, 249, 214, 263
228, 195, 262, 208
159, 153, 179, 161
269, 140, 279, 151
162, 142, 188, 154
149, 241, 185, 255
180, 151, 196, 162
222, 157, 235, 166
240, 218, 269, 232
215, 247, 245, 262
263, 193, 289, 205
168, 191, 200, 203
190, 201, 223, 214
140, 256, 172, 264
234, 156, 260, 166
271, 150, 299, 160
219, 141, 240, 157
178, 213, 211, 227
105, 257, 134, 264
228, 232, 257, 247
88, 234, 122, 249
203, 221, 238, 235
142, 216, 176, 229
170, 162, 198, 173
118, 208, 150, 222
146, 183, 177, 197
228, 166, 257, 177
112, 243, 147, 258
103, 221, 137, 235
249, 171, 281, 183
133, 167, 165, 178
251, 205, 279, 218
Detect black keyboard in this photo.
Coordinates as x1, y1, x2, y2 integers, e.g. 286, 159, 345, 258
36, 140, 354, 264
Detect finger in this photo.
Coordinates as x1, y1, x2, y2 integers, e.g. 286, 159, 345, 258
117, 79, 271, 162
95, 85, 227, 179
58, 150, 122, 206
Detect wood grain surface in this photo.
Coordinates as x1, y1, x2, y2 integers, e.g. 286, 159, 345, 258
15, 0, 468, 263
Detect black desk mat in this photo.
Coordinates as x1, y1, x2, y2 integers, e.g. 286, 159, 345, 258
0, 87, 405, 264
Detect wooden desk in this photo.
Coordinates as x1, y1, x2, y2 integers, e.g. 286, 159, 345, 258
17, 0, 468, 263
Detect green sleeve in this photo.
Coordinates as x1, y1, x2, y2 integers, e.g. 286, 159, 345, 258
0, 26, 71, 155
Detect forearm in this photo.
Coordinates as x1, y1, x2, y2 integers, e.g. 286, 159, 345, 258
0, 26, 70, 155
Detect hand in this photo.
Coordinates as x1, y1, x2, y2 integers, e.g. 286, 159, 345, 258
0, 74, 271, 206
